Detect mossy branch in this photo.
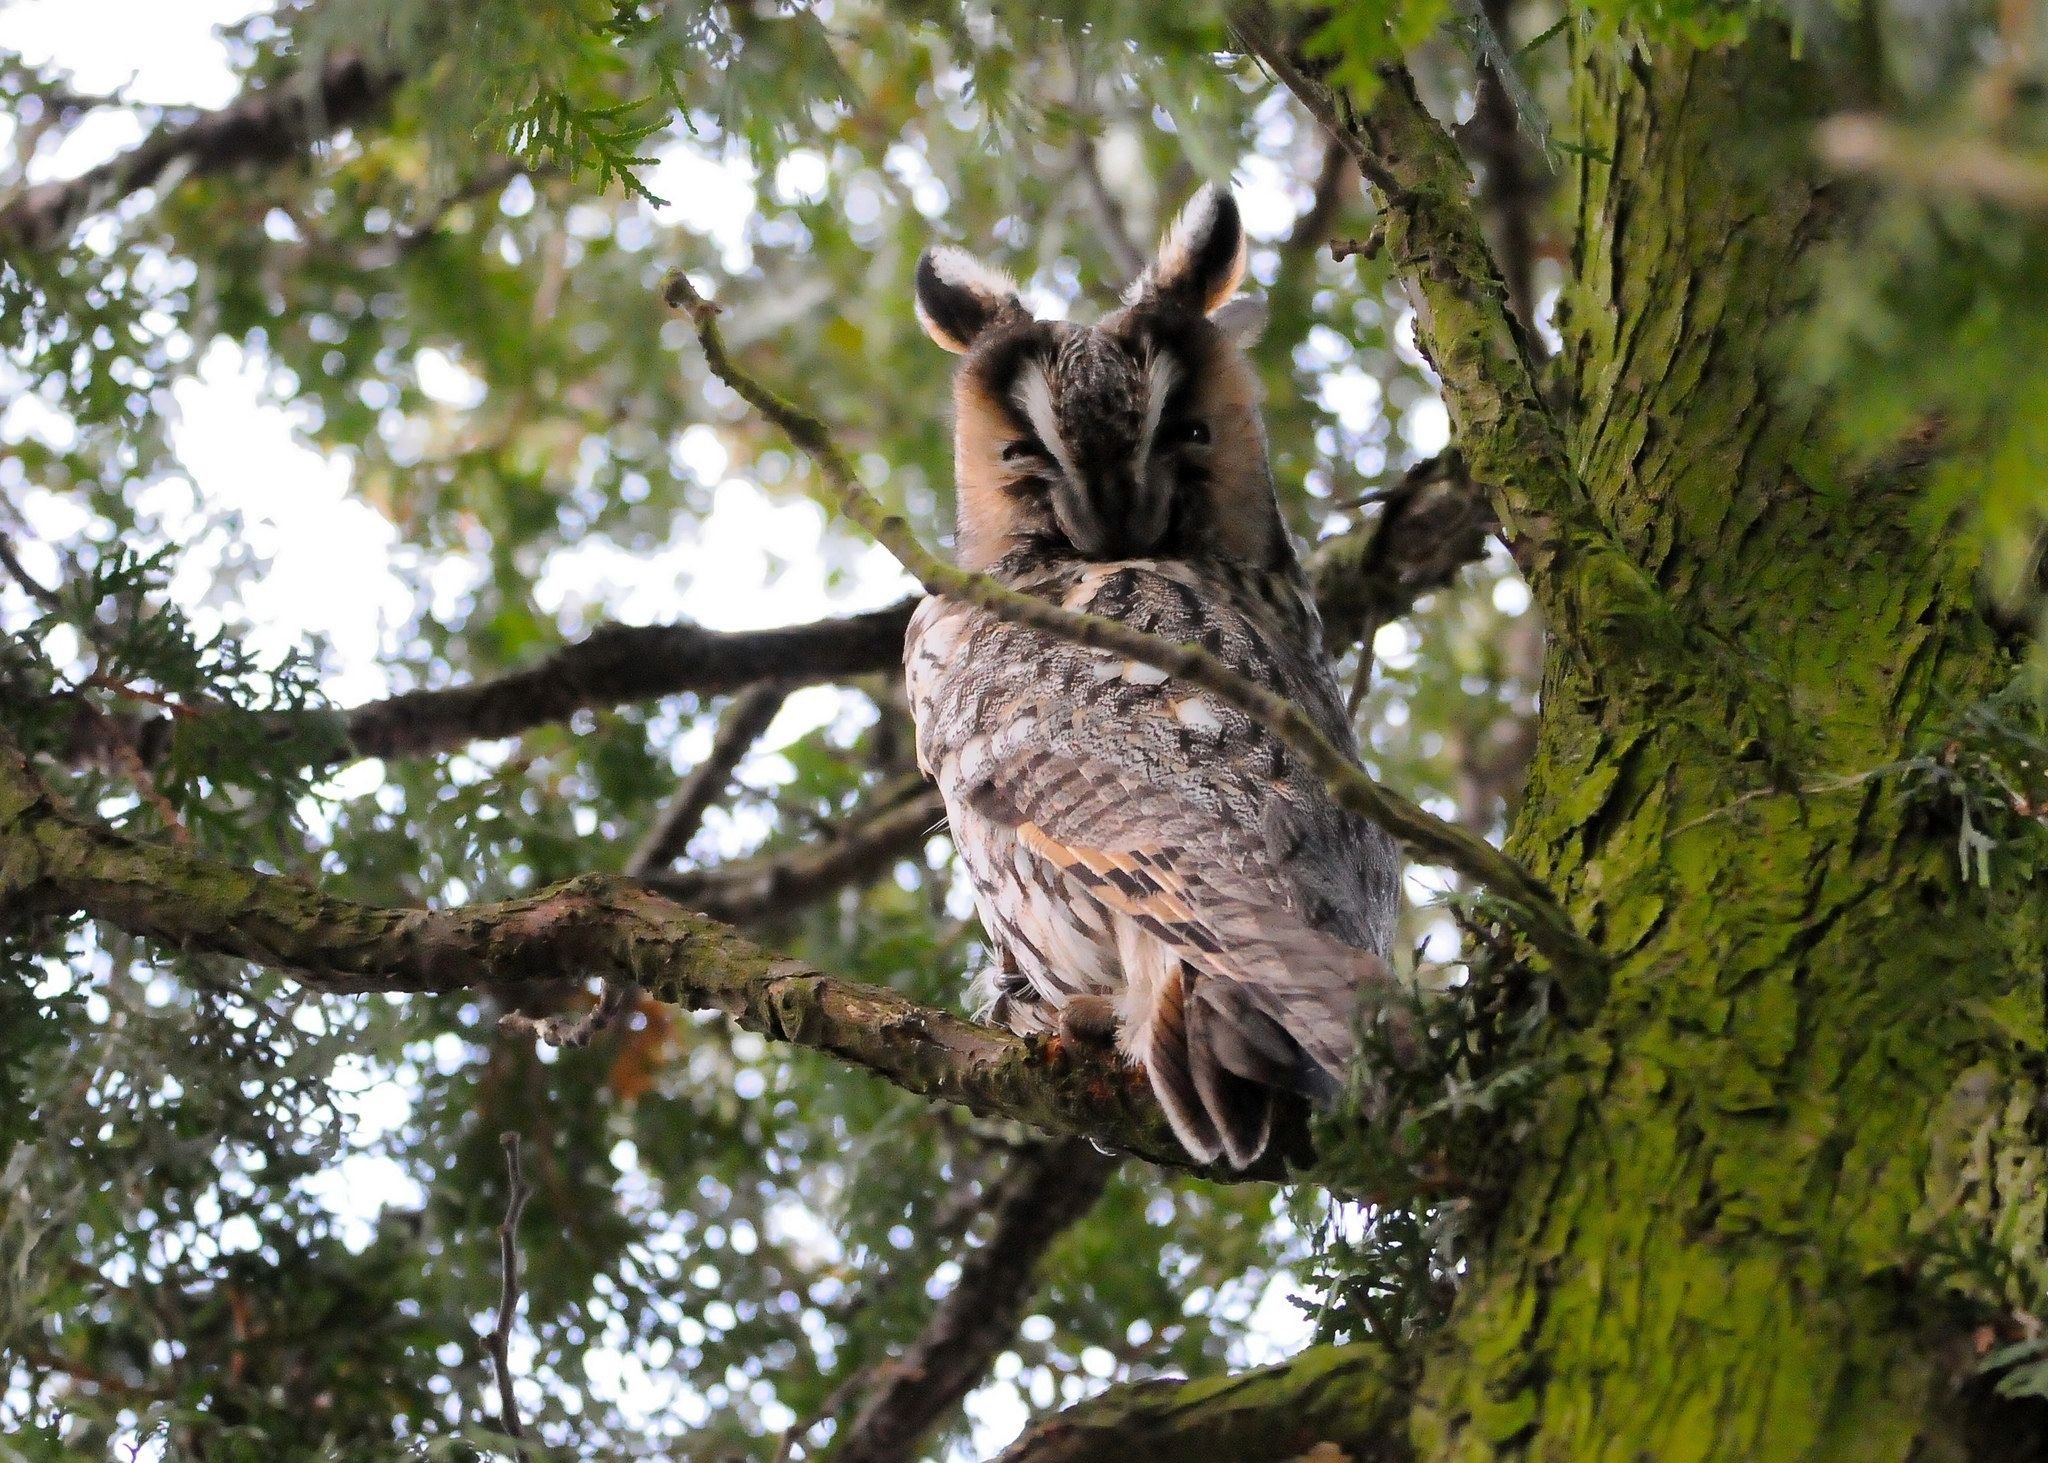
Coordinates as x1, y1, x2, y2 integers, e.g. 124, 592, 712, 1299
0, 737, 1290, 1184
661, 271, 1603, 987
1232, 7, 1680, 680
993, 1341, 1412, 1462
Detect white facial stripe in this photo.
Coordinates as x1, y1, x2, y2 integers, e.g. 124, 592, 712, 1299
1013, 364, 1081, 483
1132, 352, 1179, 482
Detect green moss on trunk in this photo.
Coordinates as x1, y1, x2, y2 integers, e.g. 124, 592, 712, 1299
1404, 27, 2048, 1461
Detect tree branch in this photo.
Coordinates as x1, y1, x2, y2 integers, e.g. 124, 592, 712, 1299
662, 271, 1601, 984
487, 1132, 531, 1441
1308, 451, 1497, 652
626, 681, 791, 875
1465, 0, 1547, 337
647, 779, 946, 925
0, 52, 403, 253
58, 603, 915, 772
831, 1137, 1120, 1463
993, 1342, 1411, 1463
0, 738, 1306, 1184
1232, 8, 1672, 682
524, 680, 797, 1048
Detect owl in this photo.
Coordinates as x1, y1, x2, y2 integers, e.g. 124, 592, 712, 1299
903, 184, 1403, 1169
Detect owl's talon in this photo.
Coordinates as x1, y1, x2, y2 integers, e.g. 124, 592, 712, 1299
1056, 995, 1120, 1049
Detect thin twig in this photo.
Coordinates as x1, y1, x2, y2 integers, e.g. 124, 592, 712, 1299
831, 1138, 1120, 1463
661, 271, 1600, 988
644, 778, 945, 924
771, 1363, 874, 1463
0, 533, 61, 611
627, 681, 791, 876
489, 1132, 532, 1441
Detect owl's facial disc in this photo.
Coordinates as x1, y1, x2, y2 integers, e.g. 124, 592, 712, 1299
1007, 329, 1182, 560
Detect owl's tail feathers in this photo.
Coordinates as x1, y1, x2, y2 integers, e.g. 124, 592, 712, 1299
1143, 918, 1412, 1170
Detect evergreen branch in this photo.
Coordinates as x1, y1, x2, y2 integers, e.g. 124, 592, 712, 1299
661, 271, 1602, 987
831, 1137, 1121, 1463
993, 1341, 1411, 1462
0, 737, 1308, 1184
0, 52, 403, 253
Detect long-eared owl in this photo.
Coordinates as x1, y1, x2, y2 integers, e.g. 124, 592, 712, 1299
904, 183, 1403, 1168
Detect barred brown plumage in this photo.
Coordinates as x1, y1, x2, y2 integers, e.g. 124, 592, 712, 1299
904, 183, 1405, 1168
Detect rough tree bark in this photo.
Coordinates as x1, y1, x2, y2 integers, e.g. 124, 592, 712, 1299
8, 18, 2045, 1462
1402, 31, 2046, 1459
1151, 22, 2047, 1462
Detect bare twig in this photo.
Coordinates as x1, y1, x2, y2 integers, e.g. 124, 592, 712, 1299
831, 1137, 1119, 1463
662, 270, 1600, 983
772, 1363, 874, 1463
489, 1132, 532, 1441
1281, 140, 1353, 265
628, 681, 791, 876
0, 52, 403, 252
391, 158, 535, 259
646, 778, 946, 925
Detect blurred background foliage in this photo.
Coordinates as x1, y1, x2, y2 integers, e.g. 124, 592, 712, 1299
1, 0, 2044, 1456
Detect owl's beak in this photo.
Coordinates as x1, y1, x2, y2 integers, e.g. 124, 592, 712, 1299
1057, 477, 1168, 560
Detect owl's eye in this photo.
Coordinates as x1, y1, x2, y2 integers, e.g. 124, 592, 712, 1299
1173, 419, 1211, 447
1002, 436, 1050, 464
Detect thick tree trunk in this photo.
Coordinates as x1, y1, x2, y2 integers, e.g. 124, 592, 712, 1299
1069, 24, 2047, 1462
1408, 30, 2046, 1460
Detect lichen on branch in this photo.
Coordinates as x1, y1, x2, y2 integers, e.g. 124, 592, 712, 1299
0, 735, 1297, 1183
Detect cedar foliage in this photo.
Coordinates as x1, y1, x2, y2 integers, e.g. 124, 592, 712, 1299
3, 2, 2045, 1459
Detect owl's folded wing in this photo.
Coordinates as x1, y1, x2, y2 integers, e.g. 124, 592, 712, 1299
970, 748, 1405, 1168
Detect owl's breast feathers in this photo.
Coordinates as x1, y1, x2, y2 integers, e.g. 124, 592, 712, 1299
904, 554, 1404, 1168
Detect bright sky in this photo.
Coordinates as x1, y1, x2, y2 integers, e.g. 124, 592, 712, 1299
0, 4, 1372, 1457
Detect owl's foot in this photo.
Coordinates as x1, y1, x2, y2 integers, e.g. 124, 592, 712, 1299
1055, 995, 1120, 1049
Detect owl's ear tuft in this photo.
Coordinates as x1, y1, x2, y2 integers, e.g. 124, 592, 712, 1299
1128, 183, 1247, 317
915, 246, 1024, 354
